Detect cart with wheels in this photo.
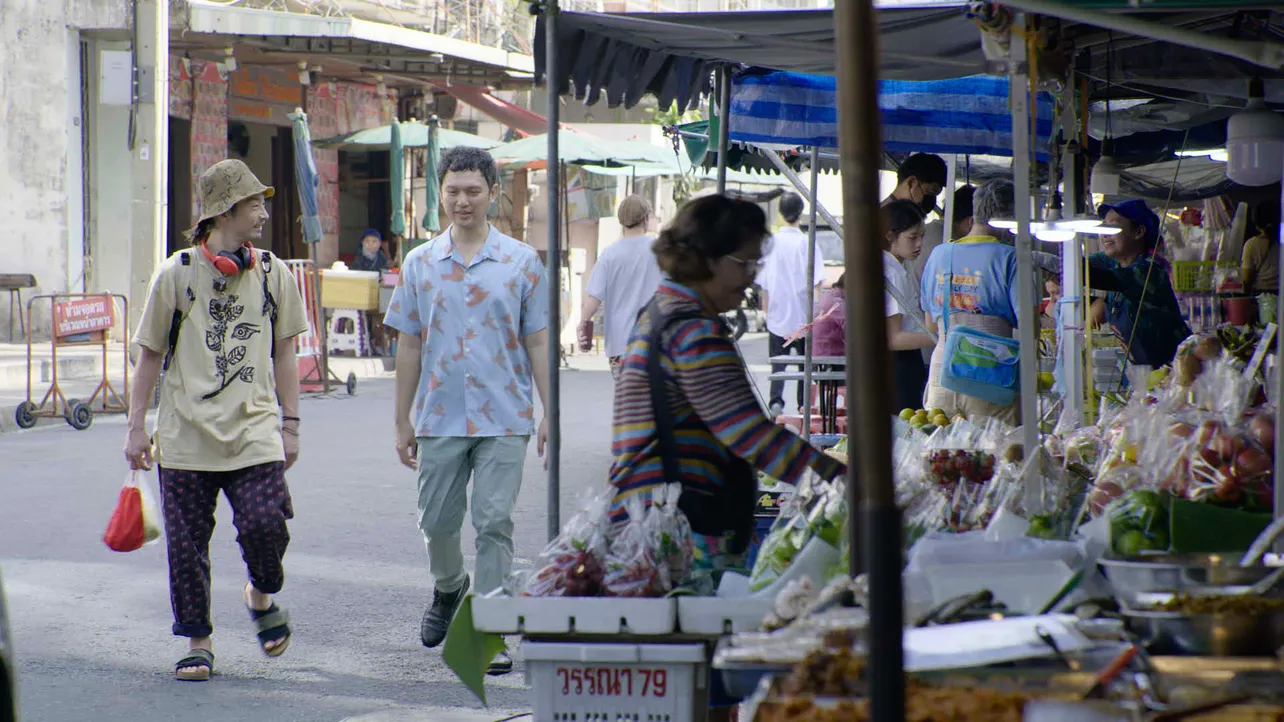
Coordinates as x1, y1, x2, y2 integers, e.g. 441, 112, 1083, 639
14, 293, 130, 431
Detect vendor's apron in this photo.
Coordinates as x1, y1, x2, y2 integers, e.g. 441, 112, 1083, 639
925, 312, 1021, 424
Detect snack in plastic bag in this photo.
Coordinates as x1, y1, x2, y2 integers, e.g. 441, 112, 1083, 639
522, 487, 612, 597
604, 497, 668, 597
651, 483, 695, 587
104, 470, 163, 552
749, 481, 845, 592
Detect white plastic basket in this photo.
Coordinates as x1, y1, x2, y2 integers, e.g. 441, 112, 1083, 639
521, 641, 707, 722
473, 589, 678, 635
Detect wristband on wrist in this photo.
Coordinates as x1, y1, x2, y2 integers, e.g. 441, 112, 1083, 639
282, 415, 301, 423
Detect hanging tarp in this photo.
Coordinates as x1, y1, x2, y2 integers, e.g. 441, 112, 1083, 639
730, 71, 1057, 158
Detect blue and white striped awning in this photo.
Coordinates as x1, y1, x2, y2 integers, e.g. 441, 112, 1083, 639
729, 71, 1056, 158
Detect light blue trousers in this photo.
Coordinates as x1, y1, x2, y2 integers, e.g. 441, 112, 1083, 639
415, 435, 529, 597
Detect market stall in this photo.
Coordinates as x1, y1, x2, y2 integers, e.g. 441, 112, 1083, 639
447, 2, 1284, 721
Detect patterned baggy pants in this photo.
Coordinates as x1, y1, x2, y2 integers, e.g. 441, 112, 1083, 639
157, 462, 294, 638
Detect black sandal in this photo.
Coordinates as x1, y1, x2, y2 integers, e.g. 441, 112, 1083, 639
174, 649, 214, 681
245, 585, 291, 658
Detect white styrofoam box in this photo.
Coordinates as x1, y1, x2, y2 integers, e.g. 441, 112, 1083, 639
521, 641, 707, 722
904, 614, 1092, 671
911, 560, 1075, 615
677, 595, 774, 635
472, 589, 677, 635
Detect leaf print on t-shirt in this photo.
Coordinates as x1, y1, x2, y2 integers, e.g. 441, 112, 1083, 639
202, 294, 258, 400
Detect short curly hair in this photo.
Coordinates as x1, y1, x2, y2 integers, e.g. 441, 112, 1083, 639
437, 146, 499, 188
652, 195, 769, 285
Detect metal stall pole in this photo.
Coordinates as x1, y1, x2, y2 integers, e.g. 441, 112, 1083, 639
759, 149, 843, 234
802, 147, 820, 441
715, 68, 731, 195
1274, 179, 1284, 526
940, 154, 958, 247
544, 0, 562, 542
1060, 141, 1086, 426
1011, 14, 1040, 468
835, 3, 904, 721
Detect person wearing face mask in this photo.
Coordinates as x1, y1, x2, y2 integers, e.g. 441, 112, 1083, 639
883, 153, 948, 215
350, 229, 391, 273
881, 200, 937, 410
1087, 199, 1191, 369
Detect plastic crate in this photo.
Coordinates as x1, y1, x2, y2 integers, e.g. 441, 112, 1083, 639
521, 641, 707, 722
472, 589, 677, 635
1171, 261, 1236, 293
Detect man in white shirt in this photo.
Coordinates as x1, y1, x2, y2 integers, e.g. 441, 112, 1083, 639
758, 193, 825, 417
577, 195, 664, 378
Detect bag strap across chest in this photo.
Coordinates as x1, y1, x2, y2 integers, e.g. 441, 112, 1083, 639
163, 250, 278, 371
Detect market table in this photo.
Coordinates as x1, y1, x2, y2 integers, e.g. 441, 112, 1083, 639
766, 365, 847, 434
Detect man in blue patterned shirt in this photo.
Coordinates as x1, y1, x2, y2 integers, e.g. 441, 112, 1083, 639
385, 147, 550, 674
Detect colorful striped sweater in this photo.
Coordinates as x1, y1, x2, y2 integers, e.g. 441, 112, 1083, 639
609, 280, 845, 516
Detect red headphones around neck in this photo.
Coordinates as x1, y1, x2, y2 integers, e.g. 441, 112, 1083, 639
201, 241, 258, 275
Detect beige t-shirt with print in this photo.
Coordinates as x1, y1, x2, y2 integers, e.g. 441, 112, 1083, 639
134, 248, 310, 472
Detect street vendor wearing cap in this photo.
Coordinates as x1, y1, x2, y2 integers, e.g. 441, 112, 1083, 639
1088, 199, 1191, 368
609, 194, 845, 569
125, 159, 311, 681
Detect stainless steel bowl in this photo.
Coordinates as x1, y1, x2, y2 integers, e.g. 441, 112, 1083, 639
1099, 554, 1279, 607
1121, 589, 1284, 657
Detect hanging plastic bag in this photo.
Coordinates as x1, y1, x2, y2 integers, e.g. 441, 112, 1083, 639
104, 471, 162, 552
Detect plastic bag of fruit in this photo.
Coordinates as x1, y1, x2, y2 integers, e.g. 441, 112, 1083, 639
603, 496, 669, 597
749, 481, 845, 592
920, 420, 1003, 493
521, 486, 614, 597
650, 483, 695, 588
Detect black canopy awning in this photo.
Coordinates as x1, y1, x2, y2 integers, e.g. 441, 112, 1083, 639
535, 6, 987, 112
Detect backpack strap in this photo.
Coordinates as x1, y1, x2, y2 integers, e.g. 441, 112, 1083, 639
163, 252, 197, 372
259, 251, 279, 359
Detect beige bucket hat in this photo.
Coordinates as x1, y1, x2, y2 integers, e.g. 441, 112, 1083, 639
193, 159, 275, 229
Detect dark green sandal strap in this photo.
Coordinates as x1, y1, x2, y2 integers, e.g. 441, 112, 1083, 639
176, 649, 214, 669
250, 605, 291, 643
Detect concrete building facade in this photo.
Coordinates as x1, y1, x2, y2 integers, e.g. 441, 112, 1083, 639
2, 0, 140, 338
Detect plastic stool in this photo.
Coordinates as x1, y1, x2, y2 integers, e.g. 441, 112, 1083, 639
327, 308, 370, 356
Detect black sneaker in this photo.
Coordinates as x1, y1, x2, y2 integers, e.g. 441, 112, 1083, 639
487, 649, 513, 676
420, 575, 470, 648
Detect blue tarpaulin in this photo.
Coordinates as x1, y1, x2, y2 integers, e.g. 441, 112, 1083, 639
730, 71, 1057, 158
287, 110, 323, 244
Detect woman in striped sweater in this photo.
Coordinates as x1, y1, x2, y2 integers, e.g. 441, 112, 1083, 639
608, 194, 846, 574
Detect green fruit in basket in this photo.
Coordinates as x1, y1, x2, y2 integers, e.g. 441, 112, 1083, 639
1026, 515, 1057, 539
920, 424, 938, 436
1115, 529, 1149, 557
1145, 529, 1170, 552
899, 408, 915, 421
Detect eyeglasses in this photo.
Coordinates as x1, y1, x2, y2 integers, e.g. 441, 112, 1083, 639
726, 255, 765, 274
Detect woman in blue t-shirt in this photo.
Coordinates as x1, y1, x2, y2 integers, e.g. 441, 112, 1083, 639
917, 179, 1024, 424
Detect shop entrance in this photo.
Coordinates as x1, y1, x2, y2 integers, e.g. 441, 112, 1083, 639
228, 120, 303, 260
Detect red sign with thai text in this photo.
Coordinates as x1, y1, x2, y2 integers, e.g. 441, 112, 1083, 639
53, 297, 117, 338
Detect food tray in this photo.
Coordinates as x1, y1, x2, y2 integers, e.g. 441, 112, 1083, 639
472, 588, 678, 635
677, 595, 774, 635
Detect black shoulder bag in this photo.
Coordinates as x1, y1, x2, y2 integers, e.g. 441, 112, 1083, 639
645, 302, 756, 554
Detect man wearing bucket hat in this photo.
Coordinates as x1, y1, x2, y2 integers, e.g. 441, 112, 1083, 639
124, 159, 311, 682
1087, 199, 1191, 369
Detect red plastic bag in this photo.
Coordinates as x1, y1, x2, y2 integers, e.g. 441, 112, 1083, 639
104, 472, 162, 552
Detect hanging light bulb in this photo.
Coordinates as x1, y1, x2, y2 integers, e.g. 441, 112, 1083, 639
1226, 77, 1284, 188
1091, 138, 1121, 196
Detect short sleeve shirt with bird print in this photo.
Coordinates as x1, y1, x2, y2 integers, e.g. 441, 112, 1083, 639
384, 225, 549, 438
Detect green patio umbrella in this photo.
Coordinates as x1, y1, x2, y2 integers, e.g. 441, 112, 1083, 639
489, 130, 660, 170
389, 120, 407, 236
422, 118, 441, 235
312, 121, 497, 152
